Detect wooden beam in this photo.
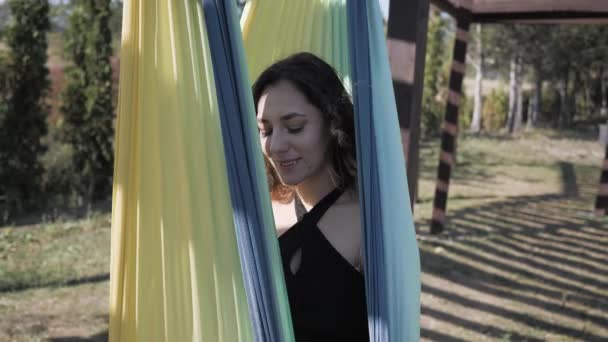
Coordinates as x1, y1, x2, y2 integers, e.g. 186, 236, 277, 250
507, 18, 608, 24
431, 8, 472, 234
473, 11, 608, 23
472, 0, 608, 14
387, 0, 430, 211
430, 0, 608, 23
429, 0, 473, 18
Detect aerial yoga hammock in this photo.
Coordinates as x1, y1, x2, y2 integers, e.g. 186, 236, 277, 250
109, 0, 420, 341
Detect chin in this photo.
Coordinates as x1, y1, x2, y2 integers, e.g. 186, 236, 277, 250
277, 175, 304, 187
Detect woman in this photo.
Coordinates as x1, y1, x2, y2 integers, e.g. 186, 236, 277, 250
253, 52, 369, 341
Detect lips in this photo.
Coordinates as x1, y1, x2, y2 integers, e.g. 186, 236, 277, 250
275, 158, 301, 170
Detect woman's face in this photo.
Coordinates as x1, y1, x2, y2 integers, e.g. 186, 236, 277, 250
256, 80, 330, 187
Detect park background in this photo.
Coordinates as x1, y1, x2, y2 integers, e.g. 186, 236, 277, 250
0, 0, 607, 341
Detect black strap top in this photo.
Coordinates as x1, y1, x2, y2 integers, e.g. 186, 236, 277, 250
279, 188, 369, 341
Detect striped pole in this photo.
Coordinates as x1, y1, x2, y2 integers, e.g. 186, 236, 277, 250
387, 0, 430, 210
430, 10, 471, 234
594, 144, 608, 216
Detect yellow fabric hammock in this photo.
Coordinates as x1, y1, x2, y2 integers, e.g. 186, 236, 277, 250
109, 1, 254, 341
241, 0, 351, 89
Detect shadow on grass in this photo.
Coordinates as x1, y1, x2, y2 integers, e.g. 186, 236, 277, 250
1, 198, 111, 229
49, 330, 108, 342
0, 273, 109, 293
417, 161, 608, 340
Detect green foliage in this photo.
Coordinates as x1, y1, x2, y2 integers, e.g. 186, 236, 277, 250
0, 53, 7, 214
541, 85, 559, 123
0, 49, 8, 98
41, 124, 76, 205
0, 0, 50, 215
61, 0, 114, 203
422, 9, 451, 136
459, 92, 473, 130
0, 2, 9, 35
109, 0, 123, 48
482, 89, 508, 131
482, 24, 608, 127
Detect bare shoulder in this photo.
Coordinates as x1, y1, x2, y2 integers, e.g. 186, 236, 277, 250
318, 191, 363, 269
327, 190, 361, 227
271, 200, 297, 237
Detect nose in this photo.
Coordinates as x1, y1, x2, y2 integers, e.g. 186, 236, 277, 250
266, 130, 289, 156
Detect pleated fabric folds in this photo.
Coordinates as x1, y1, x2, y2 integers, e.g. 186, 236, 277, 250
200, 0, 293, 341
347, 1, 421, 341
241, 0, 351, 90
109, 1, 255, 341
242, 0, 421, 341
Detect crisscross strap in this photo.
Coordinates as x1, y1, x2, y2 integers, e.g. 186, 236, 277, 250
279, 188, 344, 263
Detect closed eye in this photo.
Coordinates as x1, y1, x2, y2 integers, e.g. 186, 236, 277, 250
259, 128, 272, 137
287, 127, 303, 134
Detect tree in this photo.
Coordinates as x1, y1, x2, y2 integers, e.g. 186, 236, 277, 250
484, 24, 553, 132
469, 24, 483, 133
481, 23, 608, 130
61, 0, 114, 203
602, 66, 608, 116
85, 0, 114, 200
0, 2, 10, 34
422, 7, 450, 136
486, 25, 527, 133
505, 52, 524, 133
0, 0, 50, 213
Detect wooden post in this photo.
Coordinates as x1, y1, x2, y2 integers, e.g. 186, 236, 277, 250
387, 0, 430, 210
595, 133, 608, 216
430, 9, 471, 234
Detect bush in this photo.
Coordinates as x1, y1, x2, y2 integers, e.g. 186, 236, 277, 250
482, 89, 508, 131
41, 123, 77, 207
459, 92, 473, 130
0, 0, 51, 216
541, 85, 560, 124
422, 100, 443, 137
61, 1, 114, 204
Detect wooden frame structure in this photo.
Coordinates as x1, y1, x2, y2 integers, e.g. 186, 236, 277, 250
386, 0, 608, 234
432, 0, 608, 23
387, 0, 430, 208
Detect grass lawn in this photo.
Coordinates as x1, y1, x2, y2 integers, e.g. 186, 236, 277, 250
414, 129, 608, 341
0, 213, 110, 341
1, 128, 607, 341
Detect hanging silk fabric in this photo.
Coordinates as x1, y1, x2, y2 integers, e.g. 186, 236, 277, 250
109, 0, 288, 340
110, 0, 419, 340
200, 0, 294, 341
242, 0, 421, 341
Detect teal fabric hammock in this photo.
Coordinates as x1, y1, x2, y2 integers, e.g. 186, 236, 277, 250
347, 1, 421, 340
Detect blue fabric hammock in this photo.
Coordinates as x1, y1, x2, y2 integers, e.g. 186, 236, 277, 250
201, 1, 293, 341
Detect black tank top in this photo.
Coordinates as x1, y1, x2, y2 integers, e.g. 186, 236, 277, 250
278, 188, 369, 341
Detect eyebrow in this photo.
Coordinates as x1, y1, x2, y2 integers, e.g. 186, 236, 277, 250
257, 112, 307, 124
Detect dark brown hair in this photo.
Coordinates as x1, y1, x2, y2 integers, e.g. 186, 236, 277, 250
252, 52, 357, 203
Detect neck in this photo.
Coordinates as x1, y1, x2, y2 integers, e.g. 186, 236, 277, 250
295, 167, 335, 210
